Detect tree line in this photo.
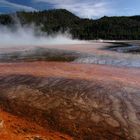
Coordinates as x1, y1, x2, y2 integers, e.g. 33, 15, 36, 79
0, 9, 140, 40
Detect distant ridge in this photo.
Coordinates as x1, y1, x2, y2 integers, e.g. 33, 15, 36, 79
0, 9, 140, 40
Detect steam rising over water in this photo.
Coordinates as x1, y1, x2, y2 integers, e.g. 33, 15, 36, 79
1, 18, 140, 68
0, 24, 83, 48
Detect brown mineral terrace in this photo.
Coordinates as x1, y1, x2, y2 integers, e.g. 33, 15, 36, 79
0, 61, 140, 140
0, 62, 140, 87
0, 41, 140, 140
0, 108, 73, 140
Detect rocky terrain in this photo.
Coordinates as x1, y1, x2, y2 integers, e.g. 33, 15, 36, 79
0, 42, 140, 140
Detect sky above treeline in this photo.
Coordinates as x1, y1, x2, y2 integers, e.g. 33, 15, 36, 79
0, 0, 140, 18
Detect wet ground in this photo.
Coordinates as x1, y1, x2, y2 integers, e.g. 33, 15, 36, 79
1, 41, 140, 67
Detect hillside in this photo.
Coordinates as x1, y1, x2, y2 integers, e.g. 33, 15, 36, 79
0, 9, 140, 40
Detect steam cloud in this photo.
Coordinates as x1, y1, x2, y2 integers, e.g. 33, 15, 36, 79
0, 19, 82, 48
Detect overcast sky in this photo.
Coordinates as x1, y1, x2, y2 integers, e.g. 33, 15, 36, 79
0, 0, 140, 18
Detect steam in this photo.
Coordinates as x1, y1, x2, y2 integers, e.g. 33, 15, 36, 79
0, 18, 83, 48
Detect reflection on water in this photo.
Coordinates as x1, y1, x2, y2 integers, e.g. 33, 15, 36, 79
105, 43, 140, 54
75, 43, 140, 68
75, 55, 140, 68
1, 43, 140, 68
